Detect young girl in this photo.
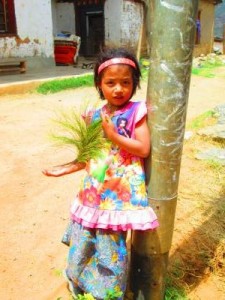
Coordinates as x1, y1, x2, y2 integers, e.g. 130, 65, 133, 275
43, 48, 159, 299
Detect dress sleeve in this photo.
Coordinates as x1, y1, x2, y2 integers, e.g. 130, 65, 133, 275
134, 101, 147, 124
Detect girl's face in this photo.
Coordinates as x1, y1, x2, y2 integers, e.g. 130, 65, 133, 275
99, 64, 133, 107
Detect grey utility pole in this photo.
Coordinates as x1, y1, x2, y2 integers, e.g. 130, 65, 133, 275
130, 1, 199, 299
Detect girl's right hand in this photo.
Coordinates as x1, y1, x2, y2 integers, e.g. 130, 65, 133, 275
42, 161, 86, 177
42, 166, 67, 177
100, 111, 116, 139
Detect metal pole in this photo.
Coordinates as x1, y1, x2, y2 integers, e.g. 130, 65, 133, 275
130, 1, 199, 299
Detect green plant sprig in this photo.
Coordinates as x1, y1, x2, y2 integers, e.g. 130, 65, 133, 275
50, 107, 109, 163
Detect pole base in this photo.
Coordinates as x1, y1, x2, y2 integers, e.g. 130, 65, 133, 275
130, 247, 169, 300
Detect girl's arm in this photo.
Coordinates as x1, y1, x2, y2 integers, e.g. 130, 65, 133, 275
101, 112, 150, 158
42, 160, 86, 177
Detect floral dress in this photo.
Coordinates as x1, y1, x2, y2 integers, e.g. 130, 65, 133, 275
65, 101, 159, 299
70, 100, 158, 231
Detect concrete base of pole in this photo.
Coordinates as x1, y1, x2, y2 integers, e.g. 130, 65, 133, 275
129, 199, 177, 299
130, 250, 169, 300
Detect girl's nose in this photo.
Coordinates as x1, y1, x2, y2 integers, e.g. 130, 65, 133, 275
114, 84, 123, 92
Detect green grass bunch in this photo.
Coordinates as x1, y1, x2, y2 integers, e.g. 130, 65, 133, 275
50, 105, 108, 163
37, 74, 94, 94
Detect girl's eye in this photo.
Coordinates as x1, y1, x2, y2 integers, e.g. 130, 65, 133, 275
106, 81, 114, 86
123, 81, 131, 85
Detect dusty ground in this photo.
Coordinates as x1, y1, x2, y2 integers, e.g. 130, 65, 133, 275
0, 67, 225, 300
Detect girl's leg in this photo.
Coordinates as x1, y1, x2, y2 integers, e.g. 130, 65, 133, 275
61, 220, 73, 246
65, 222, 96, 296
79, 229, 128, 299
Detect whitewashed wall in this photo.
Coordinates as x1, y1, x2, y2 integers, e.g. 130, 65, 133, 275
0, 0, 54, 58
121, 1, 143, 50
0, 0, 144, 60
53, 2, 76, 36
105, 0, 122, 47
105, 0, 143, 51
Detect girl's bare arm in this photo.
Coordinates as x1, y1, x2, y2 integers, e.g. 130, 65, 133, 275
101, 112, 150, 158
42, 160, 86, 177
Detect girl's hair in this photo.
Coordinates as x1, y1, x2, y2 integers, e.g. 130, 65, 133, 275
94, 47, 141, 100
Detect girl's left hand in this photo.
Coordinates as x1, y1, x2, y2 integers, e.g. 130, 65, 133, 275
100, 111, 116, 139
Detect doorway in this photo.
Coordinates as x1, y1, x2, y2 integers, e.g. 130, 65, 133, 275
75, 3, 104, 57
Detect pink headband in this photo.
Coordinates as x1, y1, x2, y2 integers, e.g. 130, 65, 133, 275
98, 58, 136, 74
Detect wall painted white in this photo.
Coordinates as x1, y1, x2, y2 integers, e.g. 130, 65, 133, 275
104, 0, 122, 47
55, 2, 76, 35
121, 1, 143, 50
0, 0, 54, 58
51, 0, 58, 37
0, 0, 143, 60
104, 0, 143, 51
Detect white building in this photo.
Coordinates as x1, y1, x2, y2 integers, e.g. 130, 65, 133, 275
0, 0, 144, 68
0, 0, 221, 69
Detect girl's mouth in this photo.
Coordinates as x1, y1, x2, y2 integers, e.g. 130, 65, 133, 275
114, 96, 124, 100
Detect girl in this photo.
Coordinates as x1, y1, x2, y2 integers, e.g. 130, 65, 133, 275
43, 48, 159, 299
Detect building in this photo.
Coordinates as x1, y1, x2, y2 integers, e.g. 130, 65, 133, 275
194, 0, 222, 57
0, 0, 222, 69
0, 0, 144, 68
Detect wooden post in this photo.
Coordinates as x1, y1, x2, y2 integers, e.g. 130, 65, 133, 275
130, 1, 199, 299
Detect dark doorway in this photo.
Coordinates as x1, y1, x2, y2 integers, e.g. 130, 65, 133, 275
75, 3, 104, 57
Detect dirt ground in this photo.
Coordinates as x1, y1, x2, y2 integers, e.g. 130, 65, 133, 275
0, 67, 225, 300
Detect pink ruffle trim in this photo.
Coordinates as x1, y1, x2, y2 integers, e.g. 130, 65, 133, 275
70, 202, 159, 231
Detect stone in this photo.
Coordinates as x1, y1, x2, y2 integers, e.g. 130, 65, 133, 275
195, 148, 225, 165
198, 124, 225, 139
214, 104, 225, 124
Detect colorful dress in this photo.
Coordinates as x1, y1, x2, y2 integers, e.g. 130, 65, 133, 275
70, 100, 158, 231
65, 101, 159, 299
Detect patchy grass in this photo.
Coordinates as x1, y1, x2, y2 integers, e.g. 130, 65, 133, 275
140, 54, 225, 81
167, 124, 225, 298
192, 55, 225, 78
191, 67, 216, 78
187, 110, 216, 130
140, 58, 151, 81
36, 74, 94, 94
165, 286, 189, 300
